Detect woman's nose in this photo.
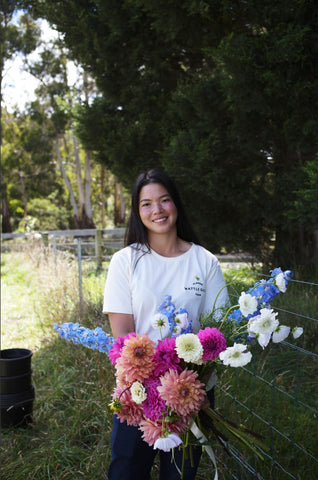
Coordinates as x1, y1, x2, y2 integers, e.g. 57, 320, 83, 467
153, 201, 163, 213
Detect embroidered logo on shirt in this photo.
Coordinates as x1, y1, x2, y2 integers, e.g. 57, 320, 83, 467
184, 275, 206, 297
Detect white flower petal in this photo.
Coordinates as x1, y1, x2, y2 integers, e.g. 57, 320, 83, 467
257, 332, 271, 349
238, 292, 258, 317
272, 325, 290, 343
154, 433, 183, 452
292, 327, 303, 339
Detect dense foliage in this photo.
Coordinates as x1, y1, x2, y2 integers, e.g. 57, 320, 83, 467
14, 1, 318, 268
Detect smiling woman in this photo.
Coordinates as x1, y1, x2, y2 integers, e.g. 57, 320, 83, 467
102, 168, 229, 480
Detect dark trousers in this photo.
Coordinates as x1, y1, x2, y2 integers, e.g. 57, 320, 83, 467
108, 416, 202, 480
108, 389, 214, 480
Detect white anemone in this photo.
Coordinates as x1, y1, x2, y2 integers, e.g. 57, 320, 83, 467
249, 308, 279, 334
154, 433, 183, 452
219, 343, 252, 367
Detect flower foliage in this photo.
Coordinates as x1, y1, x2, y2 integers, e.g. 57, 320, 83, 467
54, 267, 303, 477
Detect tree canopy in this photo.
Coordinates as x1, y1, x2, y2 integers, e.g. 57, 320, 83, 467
19, 0, 318, 269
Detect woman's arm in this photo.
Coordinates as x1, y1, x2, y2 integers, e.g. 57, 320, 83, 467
108, 312, 135, 339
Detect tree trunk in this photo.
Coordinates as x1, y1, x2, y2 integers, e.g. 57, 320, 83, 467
1, 181, 12, 233
73, 134, 85, 208
114, 182, 126, 225
18, 171, 28, 227
83, 149, 95, 228
55, 135, 81, 228
101, 165, 105, 228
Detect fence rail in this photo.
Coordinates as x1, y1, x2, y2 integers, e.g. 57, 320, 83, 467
2, 229, 317, 479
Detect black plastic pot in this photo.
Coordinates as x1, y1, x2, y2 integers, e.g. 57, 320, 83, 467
0, 348, 34, 427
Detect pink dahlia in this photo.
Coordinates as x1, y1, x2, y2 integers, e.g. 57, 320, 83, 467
153, 337, 182, 377
109, 333, 136, 365
197, 327, 227, 361
113, 386, 144, 426
116, 333, 156, 383
139, 419, 164, 446
157, 369, 206, 418
142, 377, 166, 422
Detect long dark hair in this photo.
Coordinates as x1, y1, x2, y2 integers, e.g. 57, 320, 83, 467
125, 169, 200, 247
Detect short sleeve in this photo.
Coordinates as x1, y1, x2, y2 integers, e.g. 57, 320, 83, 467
103, 249, 133, 314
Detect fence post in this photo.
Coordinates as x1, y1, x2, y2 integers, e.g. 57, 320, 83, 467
41, 232, 49, 251
95, 229, 103, 271
75, 238, 83, 315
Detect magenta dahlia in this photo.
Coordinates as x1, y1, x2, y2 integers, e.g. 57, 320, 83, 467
197, 327, 227, 361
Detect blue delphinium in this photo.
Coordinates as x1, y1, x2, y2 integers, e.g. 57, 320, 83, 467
54, 322, 116, 354
227, 268, 293, 341
158, 295, 192, 337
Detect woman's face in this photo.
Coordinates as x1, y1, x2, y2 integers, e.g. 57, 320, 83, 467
138, 183, 178, 236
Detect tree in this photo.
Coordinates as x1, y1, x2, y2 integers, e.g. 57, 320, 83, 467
0, 3, 40, 231
21, 1, 318, 268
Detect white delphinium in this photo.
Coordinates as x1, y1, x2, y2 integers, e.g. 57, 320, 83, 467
272, 325, 290, 343
275, 273, 287, 292
292, 327, 303, 339
175, 333, 203, 364
219, 343, 252, 367
238, 292, 258, 317
171, 324, 182, 336
130, 381, 147, 404
174, 312, 189, 329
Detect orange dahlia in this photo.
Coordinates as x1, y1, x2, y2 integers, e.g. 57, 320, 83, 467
115, 333, 156, 384
157, 369, 206, 418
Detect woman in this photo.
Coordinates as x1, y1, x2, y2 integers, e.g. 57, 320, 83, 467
103, 169, 228, 480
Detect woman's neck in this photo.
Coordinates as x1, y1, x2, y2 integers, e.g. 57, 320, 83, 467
148, 233, 191, 257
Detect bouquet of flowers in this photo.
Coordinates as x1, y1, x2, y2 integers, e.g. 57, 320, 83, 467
54, 267, 303, 478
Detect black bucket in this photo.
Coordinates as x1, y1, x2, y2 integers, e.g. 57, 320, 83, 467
0, 348, 34, 427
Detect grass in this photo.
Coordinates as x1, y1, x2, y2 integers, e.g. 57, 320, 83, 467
1, 248, 317, 479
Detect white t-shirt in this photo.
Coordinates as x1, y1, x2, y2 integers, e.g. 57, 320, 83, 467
103, 243, 228, 343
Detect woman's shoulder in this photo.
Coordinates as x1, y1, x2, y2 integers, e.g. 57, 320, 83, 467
191, 243, 220, 264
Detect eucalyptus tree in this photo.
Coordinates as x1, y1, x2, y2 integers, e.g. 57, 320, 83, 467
26, 39, 96, 229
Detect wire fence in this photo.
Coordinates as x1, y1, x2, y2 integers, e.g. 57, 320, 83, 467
1, 230, 317, 479
214, 267, 318, 480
